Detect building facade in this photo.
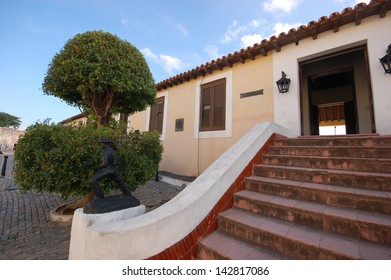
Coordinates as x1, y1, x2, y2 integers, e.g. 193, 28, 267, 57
130, 1, 391, 177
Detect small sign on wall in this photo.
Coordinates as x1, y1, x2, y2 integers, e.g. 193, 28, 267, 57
175, 118, 184, 132
240, 89, 264, 99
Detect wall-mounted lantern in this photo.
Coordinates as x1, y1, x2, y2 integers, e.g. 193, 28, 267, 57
379, 44, 391, 74
276, 71, 291, 93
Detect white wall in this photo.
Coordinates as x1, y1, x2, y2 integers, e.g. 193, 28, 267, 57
273, 15, 391, 135
68, 122, 290, 259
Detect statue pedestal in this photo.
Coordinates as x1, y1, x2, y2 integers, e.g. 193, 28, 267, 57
83, 195, 141, 214
69, 204, 145, 259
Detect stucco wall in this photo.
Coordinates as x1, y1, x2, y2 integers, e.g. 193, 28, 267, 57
130, 55, 274, 177
273, 15, 391, 136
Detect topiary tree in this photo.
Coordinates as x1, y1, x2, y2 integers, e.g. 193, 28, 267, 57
42, 30, 156, 126
14, 120, 163, 213
23, 30, 162, 213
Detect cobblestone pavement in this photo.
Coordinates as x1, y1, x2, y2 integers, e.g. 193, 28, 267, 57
0, 152, 183, 260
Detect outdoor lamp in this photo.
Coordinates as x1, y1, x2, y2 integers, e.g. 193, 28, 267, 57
379, 44, 391, 74
276, 71, 291, 93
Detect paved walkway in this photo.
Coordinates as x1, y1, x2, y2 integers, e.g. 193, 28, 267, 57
0, 152, 183, 260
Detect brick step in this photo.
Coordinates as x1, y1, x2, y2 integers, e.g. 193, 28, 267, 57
234, 190, 391, 245
245, 176, 391, 215
261, 154, 391, 173
198, 231, 289, 260
254, 164, 391, 191
266, 146, 391, 159
218, 208, 391, 259
273, 135, 391, 147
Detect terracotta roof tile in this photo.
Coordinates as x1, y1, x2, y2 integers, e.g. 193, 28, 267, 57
156, 0, 391, 91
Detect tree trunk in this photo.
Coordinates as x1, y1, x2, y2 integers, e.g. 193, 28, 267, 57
91, 91, 114, 126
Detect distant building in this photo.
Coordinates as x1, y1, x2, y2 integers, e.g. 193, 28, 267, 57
0, 127, 24, 151
60, 112, 88, 125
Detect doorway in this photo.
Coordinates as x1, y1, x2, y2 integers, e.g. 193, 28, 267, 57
300, 45, 375, 136
308, 68, 357, 135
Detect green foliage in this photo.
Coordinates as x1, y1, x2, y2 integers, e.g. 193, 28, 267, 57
13, 120, 163, 200
42, 30, 156, 125
0, 112, 21, 129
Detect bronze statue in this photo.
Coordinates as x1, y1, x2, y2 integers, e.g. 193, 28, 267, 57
89, 138, 133, 199
83, 138, 140, 214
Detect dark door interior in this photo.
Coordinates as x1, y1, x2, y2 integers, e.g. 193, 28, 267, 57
308, 69, 357, 135
344, 100, 357, 134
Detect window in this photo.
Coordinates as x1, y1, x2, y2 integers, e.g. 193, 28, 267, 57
149, 96, 165, 134
200, 78, 226, 131
194, 70, 232, 139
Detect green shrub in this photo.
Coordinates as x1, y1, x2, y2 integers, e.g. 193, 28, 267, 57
14, 120, 163, 200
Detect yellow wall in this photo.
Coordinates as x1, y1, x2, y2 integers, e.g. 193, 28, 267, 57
130, 54, 274, 177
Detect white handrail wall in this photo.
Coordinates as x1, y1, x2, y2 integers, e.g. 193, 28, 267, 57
69, 122, 290, 259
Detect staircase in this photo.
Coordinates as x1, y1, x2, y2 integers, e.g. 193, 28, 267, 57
198, 135, 391, 259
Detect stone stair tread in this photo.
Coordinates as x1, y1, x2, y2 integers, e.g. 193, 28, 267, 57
200, 230, 288, 260
267, 146, 391, 158
256, 164, 391, 178
262, 154, 391, 162
221, 208, 391, 259
246, 176, 391, 199
296, 134, 381, 139
199, 135, 391, 260
260, 155, 391, 173
269, 145, 391, 149
235, 190, 391, 227
275, 135, 391, 146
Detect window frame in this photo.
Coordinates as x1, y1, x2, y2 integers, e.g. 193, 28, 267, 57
147, 92, 168, 140
194, 70, 232, 139
149, 96, 165, 134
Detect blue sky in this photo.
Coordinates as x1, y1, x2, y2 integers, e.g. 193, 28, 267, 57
0, 0, 369, 129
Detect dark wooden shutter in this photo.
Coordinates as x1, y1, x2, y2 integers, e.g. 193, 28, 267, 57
149, 103, 157, 132
213, 83, 225, 129
201, 87, 211, 129
200, 78, 226, 131
119, 113, 129, 133
149, 97, 165, 134
156, 97, 165, 134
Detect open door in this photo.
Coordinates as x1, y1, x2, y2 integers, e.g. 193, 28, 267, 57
300, 46, 375, 136
307, 69, 356, 136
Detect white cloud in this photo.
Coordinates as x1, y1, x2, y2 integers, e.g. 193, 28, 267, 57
263, 0, 301, 13
241, 34, 263, 48
221, 19, 262, 44
221, 20, 242, 44
141, 48, 183, 75
336, 0, 370, 5
204, 45, 220, 60
121, 19, 130, 28
177, 23, 189, 37
272, 22, 302, 36
251, 20, 261, 28
159, 54, 183, 74
141, 47, 159, 62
